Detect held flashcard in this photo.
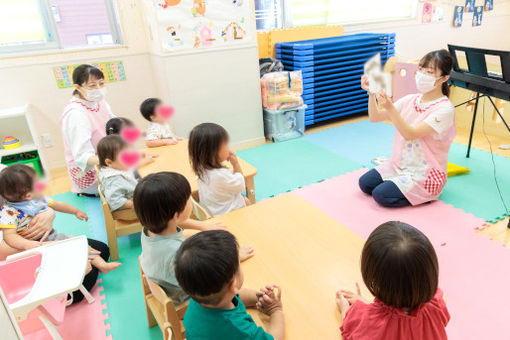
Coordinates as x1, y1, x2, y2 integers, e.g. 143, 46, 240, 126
453, 6, 464, 27
364, 54, 392, 97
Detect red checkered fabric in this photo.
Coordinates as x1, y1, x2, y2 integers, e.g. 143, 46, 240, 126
69, 167, 97, 190
424, 169, 447, 196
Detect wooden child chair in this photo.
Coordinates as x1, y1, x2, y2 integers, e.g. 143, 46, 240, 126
96, 166, 143, 260
190, 196, 211, 221
139, 258, 187, 340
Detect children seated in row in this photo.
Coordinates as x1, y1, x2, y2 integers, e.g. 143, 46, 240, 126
336, 221, 449, 339
140, 98, 183, 148
189, 123, 250, 217
175, 230, 284, 340
135, 172, 254, 306
0, 165, 120, 299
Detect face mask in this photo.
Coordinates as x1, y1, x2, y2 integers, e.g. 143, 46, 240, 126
415, 71, 440, 93
83, 87, 107, 102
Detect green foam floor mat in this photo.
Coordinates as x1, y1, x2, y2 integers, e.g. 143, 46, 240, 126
237, 138, 362, 200
100, 233, 162, 339
51, 192, 95, 238
440, 143, 510, 221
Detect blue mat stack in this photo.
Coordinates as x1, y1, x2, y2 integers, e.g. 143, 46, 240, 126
275, 33, 396, 125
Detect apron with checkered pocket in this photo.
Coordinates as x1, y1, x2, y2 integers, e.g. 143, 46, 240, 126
376, 94, 456, 205
60, 99, 111, 194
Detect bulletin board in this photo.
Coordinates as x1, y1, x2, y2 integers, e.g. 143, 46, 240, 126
153, 0, 253, 52
53, 61, 126, 89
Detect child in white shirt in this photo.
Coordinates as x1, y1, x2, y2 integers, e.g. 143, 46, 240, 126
140, 98, 183, 148
189, 123, 251, 217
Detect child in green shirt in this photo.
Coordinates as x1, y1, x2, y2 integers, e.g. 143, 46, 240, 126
175, 230, 284, 340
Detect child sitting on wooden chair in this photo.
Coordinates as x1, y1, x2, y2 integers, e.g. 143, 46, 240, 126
135, 172, 254, 306
175, 230, 284, 340
97, 135, 139, 221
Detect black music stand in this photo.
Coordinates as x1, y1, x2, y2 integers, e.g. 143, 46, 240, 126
448, 44, 510, 157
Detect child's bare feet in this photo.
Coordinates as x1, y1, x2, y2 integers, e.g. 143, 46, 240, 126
96, 261, 122, 274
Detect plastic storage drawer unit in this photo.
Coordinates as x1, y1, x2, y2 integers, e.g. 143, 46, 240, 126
263, 105, 306, 142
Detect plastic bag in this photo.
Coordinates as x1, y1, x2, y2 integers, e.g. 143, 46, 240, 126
260, 71, 303, 110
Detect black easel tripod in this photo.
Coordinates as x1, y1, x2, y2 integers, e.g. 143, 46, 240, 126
448, 44, 510, 158
454, 93, 510, 157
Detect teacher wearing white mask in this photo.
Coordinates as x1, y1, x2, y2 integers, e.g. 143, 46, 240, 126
60, 64, 115, 196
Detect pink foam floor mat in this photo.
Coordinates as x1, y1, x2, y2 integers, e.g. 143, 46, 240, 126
294, 168, 510, 340
24, 279, 110, 340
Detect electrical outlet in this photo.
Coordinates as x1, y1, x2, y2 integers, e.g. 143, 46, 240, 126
42, 133, 53, 147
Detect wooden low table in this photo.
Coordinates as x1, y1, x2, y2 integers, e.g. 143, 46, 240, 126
208, 194, 370, 340
138, 140, 258, 203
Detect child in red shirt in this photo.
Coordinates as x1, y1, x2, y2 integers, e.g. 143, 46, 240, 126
336, 221, 450, 340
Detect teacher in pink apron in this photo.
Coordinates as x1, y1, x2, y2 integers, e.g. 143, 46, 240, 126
60, 64, 115, 196
359, 49, 455, 207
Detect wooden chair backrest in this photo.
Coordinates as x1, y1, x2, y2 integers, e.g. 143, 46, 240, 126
190, 197, 211, 221
139, 258, 187, 340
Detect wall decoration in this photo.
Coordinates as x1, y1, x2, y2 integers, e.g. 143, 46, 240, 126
464, 0, 475, 12
472, 6, 483, 26
422, 2, 433, 23
193, 21, 215, 47
453, 6, 464, 27
191, 0, 206, 16
159, 0, 181, 7
484, 0, 493, 11
53, 61, 126, 89
166, 25, 184, 47
153, 0, 252, 51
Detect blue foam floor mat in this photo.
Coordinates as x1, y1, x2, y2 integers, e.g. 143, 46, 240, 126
303, 120, 395, 167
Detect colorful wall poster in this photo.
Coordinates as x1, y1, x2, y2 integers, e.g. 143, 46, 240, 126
465, 0, 475, 12
453, 6, 464, 27
53, 61, 126, 89
485, 0, 493, 11
473, 6, 483, 26
422, 2, 433, 23
153, 0, 253, 52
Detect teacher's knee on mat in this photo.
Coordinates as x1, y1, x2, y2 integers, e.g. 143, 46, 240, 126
372, 181, 410, 208
359, 168, 384, 195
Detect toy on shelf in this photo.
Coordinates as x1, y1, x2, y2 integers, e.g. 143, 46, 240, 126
261, 71, 304, 110
2, 136, 21, 150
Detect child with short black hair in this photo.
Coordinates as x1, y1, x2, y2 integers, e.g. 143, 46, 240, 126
140, 98, 182, 148
135, 172, 253, 306
106, 117, 134, 135
175, 230, 284, 340
97, 135, 138, 221
0, 164, 120, 274
336, 221, 449, 340
189, 123, 250, 217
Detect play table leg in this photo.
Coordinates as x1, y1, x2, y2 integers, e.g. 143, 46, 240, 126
245, 176, 256, 204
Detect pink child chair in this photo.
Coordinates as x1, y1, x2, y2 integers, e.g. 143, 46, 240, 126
0, 236, 91, 339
